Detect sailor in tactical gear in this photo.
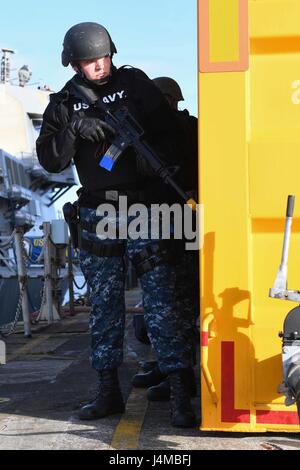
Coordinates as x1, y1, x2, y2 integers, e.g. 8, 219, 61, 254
132, 77, 199, 402
36, 22, 196, 428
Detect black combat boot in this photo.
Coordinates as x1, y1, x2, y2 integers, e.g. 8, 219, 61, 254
147, 378, 170, 401
169, 369, 197, 428
132, 365, 166, 388
147, 367, 197, 402
78, 369, 125, 420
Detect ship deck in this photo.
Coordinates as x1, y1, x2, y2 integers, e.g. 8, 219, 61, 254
0, 288, 299, 451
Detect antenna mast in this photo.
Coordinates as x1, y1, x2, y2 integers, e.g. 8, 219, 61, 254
1, 48, 15, 84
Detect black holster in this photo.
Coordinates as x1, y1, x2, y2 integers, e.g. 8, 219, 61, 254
63, 202, 79, 249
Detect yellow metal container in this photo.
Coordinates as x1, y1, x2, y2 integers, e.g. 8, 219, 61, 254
199, 0, 300, 432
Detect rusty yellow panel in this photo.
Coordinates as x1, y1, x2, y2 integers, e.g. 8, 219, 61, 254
209, 0, 239, 62
199, 0, 300, 432
199, 0, 249, 72
250, 0, 300, 38
249, 144, 300, 218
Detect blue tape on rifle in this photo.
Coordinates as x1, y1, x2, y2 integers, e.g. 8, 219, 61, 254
99, 155, 115, 172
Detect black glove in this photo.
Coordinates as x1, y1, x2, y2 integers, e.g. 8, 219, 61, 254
70, 117, 115, 143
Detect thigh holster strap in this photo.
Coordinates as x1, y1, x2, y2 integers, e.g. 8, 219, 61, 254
80, 237, 125, 257
132, 242, 172, 277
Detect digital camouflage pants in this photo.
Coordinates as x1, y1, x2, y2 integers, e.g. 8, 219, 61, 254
79, 207, 192, 374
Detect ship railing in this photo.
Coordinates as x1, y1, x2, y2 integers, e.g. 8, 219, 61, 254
10, 185, 32, 204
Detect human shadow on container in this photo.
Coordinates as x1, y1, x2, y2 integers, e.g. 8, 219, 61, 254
201, 231, 298, 431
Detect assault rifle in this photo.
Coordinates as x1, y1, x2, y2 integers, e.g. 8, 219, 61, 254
71, 77, 197, 210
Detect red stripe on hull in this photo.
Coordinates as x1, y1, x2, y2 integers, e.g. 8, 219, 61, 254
256, 410, 299, 425
221, 342, 250, 423
201, 331, 209, 347
221, 341, 299, 426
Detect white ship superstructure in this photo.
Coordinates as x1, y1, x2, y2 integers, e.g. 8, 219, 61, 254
0, 48, 77, 327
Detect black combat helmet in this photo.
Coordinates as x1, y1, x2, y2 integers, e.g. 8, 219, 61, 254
153, 77, 184, 102
62, 22, 117, 67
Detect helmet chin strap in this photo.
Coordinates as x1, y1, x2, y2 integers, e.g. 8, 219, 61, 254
91, 76, 110, 86
77, 61, 116, 87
